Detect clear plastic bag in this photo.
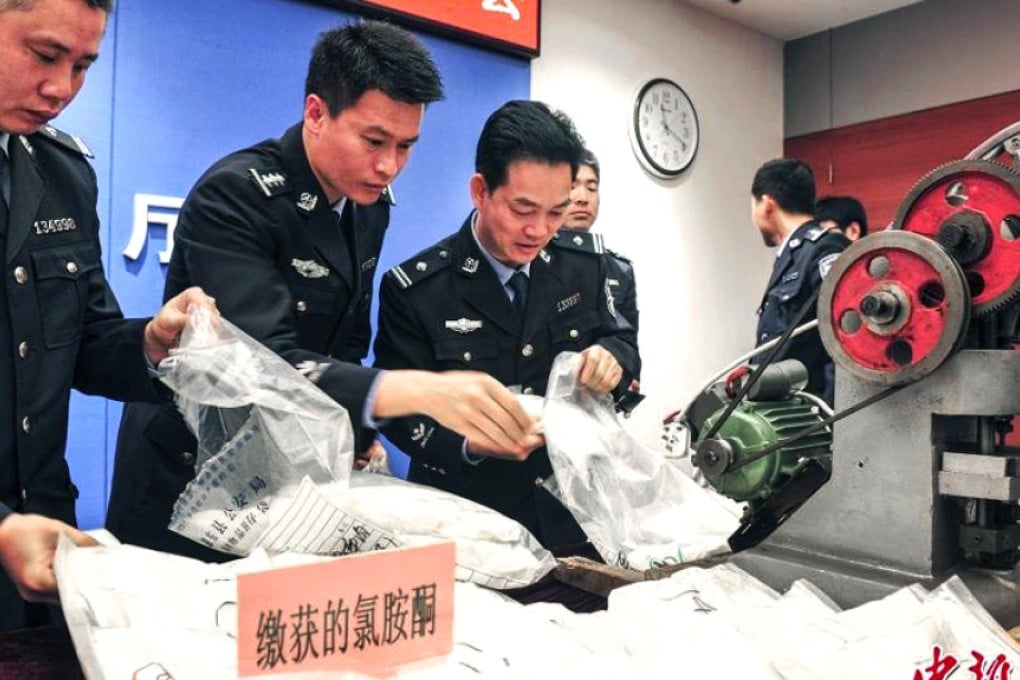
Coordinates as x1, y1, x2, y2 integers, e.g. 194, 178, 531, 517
542, 352, 740, 569
157, 308, 554, 588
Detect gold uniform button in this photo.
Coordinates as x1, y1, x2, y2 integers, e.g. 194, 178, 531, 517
462, 351, 472, 362
17, 342, 28, 359
521, 344, 534, 357
13, 266, 27, 285
21, 416, 31, 434
295, 300, 308, 312
569, 329, 579, 339
66, 261, 79, 274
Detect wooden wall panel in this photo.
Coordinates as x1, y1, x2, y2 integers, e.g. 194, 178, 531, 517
785, 89, 1020, 230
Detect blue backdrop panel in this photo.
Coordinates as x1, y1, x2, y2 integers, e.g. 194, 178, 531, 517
49, 0, 529, 530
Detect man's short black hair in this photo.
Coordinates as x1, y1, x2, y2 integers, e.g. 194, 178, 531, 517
0, 0, 114, 10
306, 20, 444, 116
475, 100, 585, 192
751, 158, 816, 215
580, 148, 600, 181
815, 195, 869, 237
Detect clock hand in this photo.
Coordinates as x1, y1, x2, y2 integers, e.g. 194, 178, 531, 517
665, 126, 684, 143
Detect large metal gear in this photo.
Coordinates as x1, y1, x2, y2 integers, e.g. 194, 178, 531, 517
965, 121, 1020, 169
891, 159, 1020, 316
818, 231, 970, 385
893, 160, 1020, 316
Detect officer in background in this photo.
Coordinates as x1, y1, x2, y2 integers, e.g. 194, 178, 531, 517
373, 101, 640, 555
107, 21, 540, 561
751, 158, 850, 405
815, 195, 869, 242
561, 147, 643, 409
0, 0, 214, 629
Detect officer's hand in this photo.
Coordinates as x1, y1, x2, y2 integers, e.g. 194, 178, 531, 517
424, 372, 543, 459
144, 287, 219, 366
0, 513, 98, 603
375, 370, 542, 458
354, 439, 387, 471
578, 345, 624, 394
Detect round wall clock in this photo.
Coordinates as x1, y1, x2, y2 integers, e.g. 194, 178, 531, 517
629, 77, 699, 178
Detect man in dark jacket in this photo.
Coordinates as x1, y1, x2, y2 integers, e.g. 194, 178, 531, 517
374, 101, 641, 551
107, 21, 539, 560
0, 0, 214, 629
752, 158, 850, 405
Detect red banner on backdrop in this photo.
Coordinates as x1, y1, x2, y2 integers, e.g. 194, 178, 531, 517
344, 0, 540, 56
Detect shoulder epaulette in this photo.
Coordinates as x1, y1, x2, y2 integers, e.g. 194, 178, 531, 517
248, 167, 289, 197
33, 125, 93, 157
387, 245, 454, 289
804, 226, 828, 242
607, 248, 632, 265
550, 229, 605, 255
818, 229, 852, 248
379, 185, 396, 206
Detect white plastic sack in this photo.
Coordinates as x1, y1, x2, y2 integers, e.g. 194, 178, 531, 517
542, 352, 740, 569
337, 472, 556, 589
56, 533, 1019, 680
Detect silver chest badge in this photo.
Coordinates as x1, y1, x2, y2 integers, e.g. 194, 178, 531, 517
556, 292, 581, 313
291, 258, 329, 279
445, 318, 483, 334
33, 217, 77, 235
461, 257, 479, 274
296, 192, 318, 212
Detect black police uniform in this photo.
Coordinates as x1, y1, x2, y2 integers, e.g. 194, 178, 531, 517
0, 127, 158, 630
559, 228, 639, 334
373, 216, 641, 550
106, 123, 392, 560
756, 220, 850, 405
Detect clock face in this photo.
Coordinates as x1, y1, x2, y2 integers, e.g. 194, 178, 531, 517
631, 78, 699, 178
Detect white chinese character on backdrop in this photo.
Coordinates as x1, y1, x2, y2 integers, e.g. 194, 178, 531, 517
123, 193, 184, 263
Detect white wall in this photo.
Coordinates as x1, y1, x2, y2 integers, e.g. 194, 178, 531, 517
532, 0, 784, 446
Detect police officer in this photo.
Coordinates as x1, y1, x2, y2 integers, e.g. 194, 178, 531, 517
561, 147, 642, 407
0, 0, 215, 629
751, 158, 850, 405
815, 195, 869, 242
562, 148, 639, 334
373, 101, 641, 552
107, 22, 539, 561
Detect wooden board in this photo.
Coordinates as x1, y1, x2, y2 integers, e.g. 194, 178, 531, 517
553, 554, 732, 598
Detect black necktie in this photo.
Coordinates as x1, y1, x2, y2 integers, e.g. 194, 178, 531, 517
508, 270, 529, 316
